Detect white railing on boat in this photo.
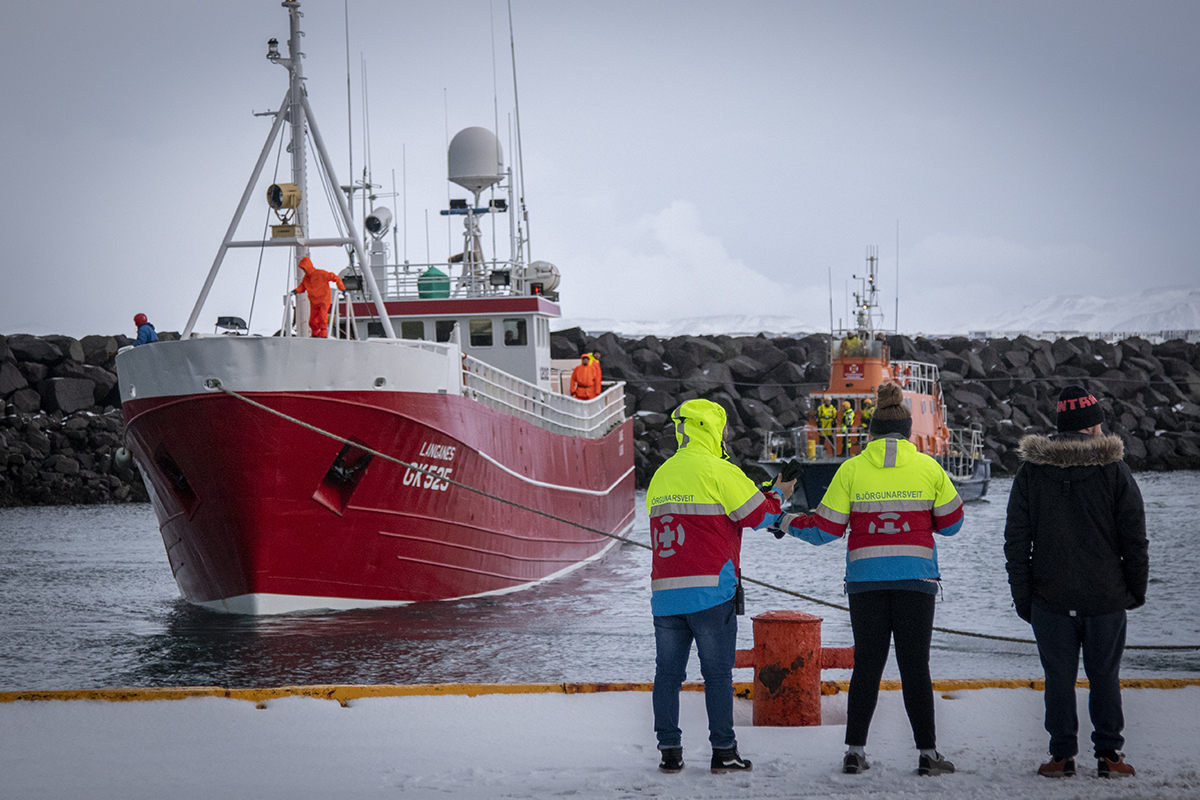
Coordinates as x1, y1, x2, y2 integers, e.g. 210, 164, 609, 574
944, 426, 985, 481
890, 360, 940, 396
462, 355, 625, 438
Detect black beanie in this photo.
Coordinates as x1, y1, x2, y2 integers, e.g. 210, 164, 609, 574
868, 416, 912, 437
1056, 386, 1104, 432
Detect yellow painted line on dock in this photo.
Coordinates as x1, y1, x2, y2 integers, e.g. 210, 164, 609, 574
3, 678, 1198, 705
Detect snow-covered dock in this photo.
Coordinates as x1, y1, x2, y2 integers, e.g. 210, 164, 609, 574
3, 682, 1199, 799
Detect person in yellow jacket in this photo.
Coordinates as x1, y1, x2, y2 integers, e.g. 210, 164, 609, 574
570, 353, 602, 400
839, 400, 856, 456
861, 398, 875, 426
647, 398, 794, 774
779, 381, 963, 777
816, 396, 837, 456
291, 255, 345, 338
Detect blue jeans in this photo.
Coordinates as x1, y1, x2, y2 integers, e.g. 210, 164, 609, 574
1031, 605, 1127, 758
652, 598, 737, 751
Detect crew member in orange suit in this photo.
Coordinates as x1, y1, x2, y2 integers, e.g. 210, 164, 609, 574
570, 353, 602, 400
291, 255, 345, 338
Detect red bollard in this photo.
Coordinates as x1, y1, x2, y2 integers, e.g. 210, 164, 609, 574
734, 609, 854, 726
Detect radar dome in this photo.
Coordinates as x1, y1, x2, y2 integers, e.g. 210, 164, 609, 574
448, 127, 504, 194
527, 261, 561, 293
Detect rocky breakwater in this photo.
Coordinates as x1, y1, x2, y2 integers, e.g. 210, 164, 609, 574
0, 333, 165, 507
891, 333, 1200, 475
552, 328, 1200, 489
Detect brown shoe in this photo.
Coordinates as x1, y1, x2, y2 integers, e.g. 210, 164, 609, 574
1037, 756, 1076, 777
1097, 752, 1135, 778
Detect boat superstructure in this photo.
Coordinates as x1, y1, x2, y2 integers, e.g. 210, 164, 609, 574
116, 1, 634, 614
759, 249, 990, 509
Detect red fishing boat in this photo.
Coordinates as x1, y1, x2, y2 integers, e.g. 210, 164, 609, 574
116, 1, 633, 614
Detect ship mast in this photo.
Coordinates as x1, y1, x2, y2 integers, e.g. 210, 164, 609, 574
851, 245, 887, 338
181, 0, 395, 339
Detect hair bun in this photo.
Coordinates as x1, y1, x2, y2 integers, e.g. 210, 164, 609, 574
876, 381, 904, 408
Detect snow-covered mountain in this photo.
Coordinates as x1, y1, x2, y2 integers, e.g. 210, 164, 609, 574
555, 287, 1200, 340
970, 286, 1200, 336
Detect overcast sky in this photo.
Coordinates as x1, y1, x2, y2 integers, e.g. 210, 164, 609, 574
1, 1, 1196, 339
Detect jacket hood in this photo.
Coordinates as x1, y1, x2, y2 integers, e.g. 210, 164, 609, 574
298, 256, 315, 274
1017, 432, 1124, 467
671, 399, 727, 458
860, 434, 916, 469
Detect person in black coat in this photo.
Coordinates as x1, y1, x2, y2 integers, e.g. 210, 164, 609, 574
1004, 385, 1148, 780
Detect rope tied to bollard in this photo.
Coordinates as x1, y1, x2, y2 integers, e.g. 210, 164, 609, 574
201, 381, 1197, 652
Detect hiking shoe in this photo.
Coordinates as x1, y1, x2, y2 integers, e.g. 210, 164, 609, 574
1097, 752, 1135, 778
710, 747, 752, 774
842, 752, 870, 774
917, 752, 955, 776
658, 747, 684, 774
1038, 756, 1076, 777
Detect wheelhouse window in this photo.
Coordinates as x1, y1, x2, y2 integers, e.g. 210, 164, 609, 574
400, 320, 424, 340
469, 318, 493, 347
503, 318, 527, 347
435, 320, 457, 343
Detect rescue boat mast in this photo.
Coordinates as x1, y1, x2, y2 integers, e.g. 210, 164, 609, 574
849, 245, 892, 340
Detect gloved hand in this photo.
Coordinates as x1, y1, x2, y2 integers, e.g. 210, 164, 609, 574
770, 525, 786, 540
779, 458, 803, 483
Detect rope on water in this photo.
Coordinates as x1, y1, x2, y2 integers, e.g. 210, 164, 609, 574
208, 381, 1199, 652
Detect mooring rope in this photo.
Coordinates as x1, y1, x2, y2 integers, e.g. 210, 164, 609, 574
208, 381, 1196, 652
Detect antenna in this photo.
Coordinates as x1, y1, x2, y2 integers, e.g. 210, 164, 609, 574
507, 0, 530, 262
402, 146, 408, 264
344, 0, 353, 217
828, 266, 834, 335
894, 221, 900, 333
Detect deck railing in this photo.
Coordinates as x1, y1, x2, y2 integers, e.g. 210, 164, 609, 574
890, 360, 940, 396
944, 427, 985, 480
462, 355, 625, 438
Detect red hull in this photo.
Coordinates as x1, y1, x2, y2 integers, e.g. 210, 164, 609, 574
122, 390, 635, 611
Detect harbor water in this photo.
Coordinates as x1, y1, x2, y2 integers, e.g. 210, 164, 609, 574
1, 473, 1198, 691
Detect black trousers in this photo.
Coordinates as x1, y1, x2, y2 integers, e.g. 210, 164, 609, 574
845, 590, 937, 750
1031, 605, 1127, 758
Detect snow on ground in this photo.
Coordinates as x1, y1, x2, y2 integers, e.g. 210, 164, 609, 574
3, 687, 1199, 799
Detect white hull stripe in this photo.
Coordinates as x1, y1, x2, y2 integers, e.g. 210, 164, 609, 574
192, 525, 629, 615
476, 450, 634, 496
651, 574, 721, 591
848, 544, 934, 561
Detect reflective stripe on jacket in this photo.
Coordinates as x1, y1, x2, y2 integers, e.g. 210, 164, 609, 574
647, 399, 783, 616
784, 434, 963, 582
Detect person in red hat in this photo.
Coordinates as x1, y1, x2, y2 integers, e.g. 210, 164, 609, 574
291, 255, 345, 338
133, 313, 158, 346
1004, 385, 1148, 779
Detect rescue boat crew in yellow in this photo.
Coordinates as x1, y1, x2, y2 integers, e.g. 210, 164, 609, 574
817, 395, 838, 451
840, 400, 856, 455
647, 398, 794, 774
779, 381, 963, 777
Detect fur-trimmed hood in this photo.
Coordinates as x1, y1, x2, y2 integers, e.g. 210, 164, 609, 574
1017, 432, 1125, 468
